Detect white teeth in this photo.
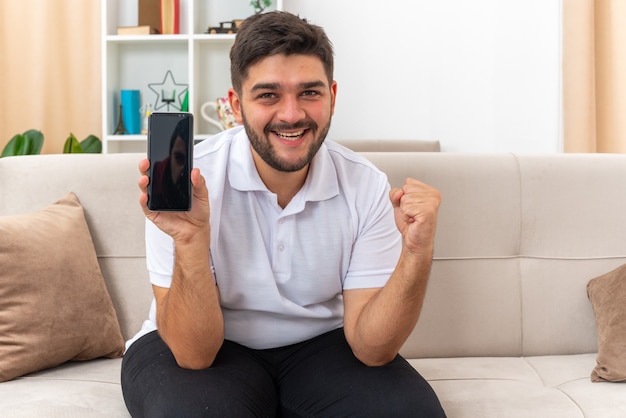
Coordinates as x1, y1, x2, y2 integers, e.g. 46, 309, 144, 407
276, 130, 305, 140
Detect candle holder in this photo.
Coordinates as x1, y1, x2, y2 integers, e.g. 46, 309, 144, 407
148, 70, 188, 111
161, 89, 176, 110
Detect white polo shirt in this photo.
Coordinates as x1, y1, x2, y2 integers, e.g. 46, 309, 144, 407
128, 126, 401, 350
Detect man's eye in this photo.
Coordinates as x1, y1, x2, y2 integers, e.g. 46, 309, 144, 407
302, 90, 319, 97
259, 92, 276, 99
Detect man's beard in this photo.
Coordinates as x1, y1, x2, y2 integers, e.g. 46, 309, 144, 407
242, 112, 331, 173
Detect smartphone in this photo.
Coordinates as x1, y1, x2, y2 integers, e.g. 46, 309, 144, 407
147, 112, 193, 211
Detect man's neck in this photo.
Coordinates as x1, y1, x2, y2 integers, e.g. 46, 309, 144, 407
253, 154, 309, 209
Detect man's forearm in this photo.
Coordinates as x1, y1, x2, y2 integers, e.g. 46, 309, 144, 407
156, 239, 224, 370
348, 247, 433, 366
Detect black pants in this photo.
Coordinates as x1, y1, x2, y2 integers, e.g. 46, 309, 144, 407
121, 329, 446, 418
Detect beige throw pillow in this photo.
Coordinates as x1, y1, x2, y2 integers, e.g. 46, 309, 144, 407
0, 192, 124, 382
587, 263, 626, 382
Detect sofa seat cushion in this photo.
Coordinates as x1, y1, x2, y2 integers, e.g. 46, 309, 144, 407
410, 354, 625, 418
0, 358, 128, 418
2, 355, 623, 418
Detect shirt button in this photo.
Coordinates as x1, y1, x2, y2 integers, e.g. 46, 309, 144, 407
278, 244, 285, 252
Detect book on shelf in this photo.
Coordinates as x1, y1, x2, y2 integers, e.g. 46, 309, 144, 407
139, 0, 161, 31
160, 0, 180, 35
117, 26, 159, 35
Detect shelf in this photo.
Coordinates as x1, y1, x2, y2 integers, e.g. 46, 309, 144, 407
193, 34, 237, 42
106, 34, 237, 43
102, 135, 211, 153
107, 135, 146, 142
106, 34, 188, 43
102, 0, 282, 153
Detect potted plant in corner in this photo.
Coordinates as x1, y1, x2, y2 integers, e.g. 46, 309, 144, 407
1, 129, 44, 157
1, 130, 102, 157
250, 0, 272, 14
62, 133, 102, 154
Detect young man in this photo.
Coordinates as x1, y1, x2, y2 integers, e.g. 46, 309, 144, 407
122, 11, 446, 417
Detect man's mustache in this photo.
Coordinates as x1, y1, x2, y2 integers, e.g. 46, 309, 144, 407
264, 120, 318, 135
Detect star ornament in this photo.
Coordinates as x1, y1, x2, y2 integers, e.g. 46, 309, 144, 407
148, 70, 189, 111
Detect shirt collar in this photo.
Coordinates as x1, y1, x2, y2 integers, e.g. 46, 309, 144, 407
227, 131, 339, 204
227, 129, 267, 192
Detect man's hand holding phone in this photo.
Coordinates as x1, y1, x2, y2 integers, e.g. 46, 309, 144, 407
138, 159, 211, 245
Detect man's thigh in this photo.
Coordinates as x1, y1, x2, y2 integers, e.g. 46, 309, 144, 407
121, 331, 277, 418
276, 328, 446, 418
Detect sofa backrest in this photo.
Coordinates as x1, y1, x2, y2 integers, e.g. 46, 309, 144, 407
2, 152, 626, 357
333, 139, 440, 152
362, 152, 626, 358
0, 153, 150, 340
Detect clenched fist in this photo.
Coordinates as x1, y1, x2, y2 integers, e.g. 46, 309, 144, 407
389, 178, 441, 257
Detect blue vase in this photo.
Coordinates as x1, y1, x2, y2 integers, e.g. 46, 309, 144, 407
120, 90, 141, 134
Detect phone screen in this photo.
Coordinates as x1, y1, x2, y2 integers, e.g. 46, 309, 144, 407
147, 112, 193, 211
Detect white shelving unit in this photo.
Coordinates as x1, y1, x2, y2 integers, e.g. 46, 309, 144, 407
101, 0, 283, 153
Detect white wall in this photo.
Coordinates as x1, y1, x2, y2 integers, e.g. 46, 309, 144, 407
284, 0, 563, 153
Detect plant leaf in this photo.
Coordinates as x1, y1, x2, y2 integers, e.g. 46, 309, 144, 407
80, 135, 102, 153
2, 134, 25, 157
23, 129, 44, 154
1, 129, 43, 157
63, 133, 83, 153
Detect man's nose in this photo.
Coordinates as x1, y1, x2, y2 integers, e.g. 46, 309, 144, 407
276, 96, 305, 123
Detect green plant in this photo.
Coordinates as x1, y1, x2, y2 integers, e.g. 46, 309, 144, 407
63, 133, 102, 154
1, 129, 44, 157
250, 0, 271, 14
1, 130, 102, 157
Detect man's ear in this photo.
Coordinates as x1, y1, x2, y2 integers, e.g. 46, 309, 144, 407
330, 80, 337, 116
228, 88, 243, 124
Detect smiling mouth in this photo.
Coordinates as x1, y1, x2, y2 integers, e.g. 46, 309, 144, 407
274, 129, 307, 141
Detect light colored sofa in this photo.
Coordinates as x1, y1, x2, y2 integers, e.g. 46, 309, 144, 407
334, 138, 441, 152
1, 150, 625, 417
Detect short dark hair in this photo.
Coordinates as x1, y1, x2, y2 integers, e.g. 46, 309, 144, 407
230, 11, 334, 94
